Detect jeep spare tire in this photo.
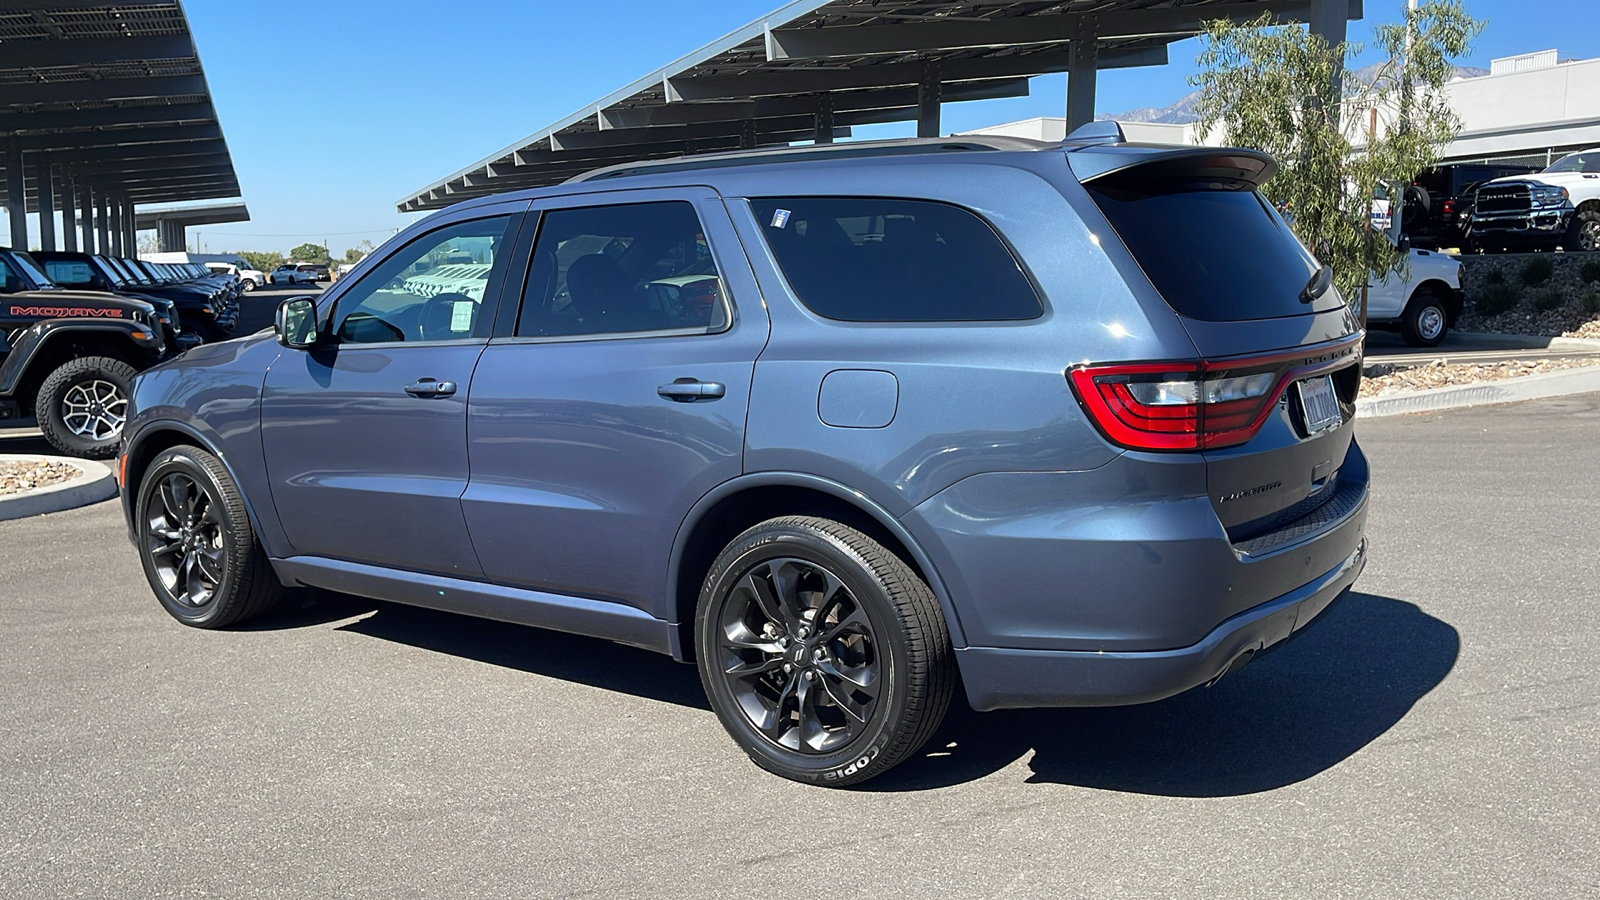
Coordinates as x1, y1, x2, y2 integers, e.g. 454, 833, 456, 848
36, 356, 137, 459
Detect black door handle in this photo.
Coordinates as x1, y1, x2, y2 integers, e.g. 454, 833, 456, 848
404, 379, 457, 398
657, 378, 726, 402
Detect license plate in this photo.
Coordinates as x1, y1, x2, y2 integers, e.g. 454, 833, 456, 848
1297, 375, 1341, 433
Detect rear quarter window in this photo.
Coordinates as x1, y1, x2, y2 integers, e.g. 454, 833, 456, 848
749, 197, 1042, 322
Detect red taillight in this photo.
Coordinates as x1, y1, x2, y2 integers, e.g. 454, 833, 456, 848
1069, 364, 1281, 451
1442, 199, 1457, 215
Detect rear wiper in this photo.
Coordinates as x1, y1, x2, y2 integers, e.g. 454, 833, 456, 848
1300, 265, 1333, 304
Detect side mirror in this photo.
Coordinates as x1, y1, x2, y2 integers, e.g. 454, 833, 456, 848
88, 275, 113, 292
275, 297, 320, 349
1396, 234, 1412, 253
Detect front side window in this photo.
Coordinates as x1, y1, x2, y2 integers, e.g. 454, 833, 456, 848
333, 216, 511, 344
516, 200, 727, 338
1545, 152, 1600, 175
749, 196, 1043, 322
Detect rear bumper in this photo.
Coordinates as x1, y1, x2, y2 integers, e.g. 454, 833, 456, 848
957, 538, 1366, 710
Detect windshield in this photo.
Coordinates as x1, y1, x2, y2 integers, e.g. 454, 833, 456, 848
1544, 151, 1600, 175
11, 252, 56, 288
91, 256, 129, 287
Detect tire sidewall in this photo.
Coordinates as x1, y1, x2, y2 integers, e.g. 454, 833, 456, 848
1403, 292, 1448, 347
696, 526, 914, 785
135, 450, 246, 627
36, 358, 136, 458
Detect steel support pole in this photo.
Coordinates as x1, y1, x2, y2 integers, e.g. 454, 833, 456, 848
61, 172, 78, 252
82, 183, 97, 254
916, 62, 941, 138
814, 93, 835, 144
1307, 0, 1349, 121
109, 194, 124, 257
99, 192, 112, 257
123, 196, 138, 258
1066, 18, 1100, 134
37, 156, 57, 251
5, 143, 27, 250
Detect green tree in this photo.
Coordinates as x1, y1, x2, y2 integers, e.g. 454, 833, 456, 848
343, 239, 375, 264
1191, 1, 1483, 310
289, 241, 331, 264
233, 250, 283, 274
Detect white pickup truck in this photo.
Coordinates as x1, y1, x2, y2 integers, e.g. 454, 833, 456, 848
1366, 237, 1465, 347
1467, 148, 1600, 253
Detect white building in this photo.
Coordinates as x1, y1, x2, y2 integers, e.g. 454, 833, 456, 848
966, 50, 1600, 167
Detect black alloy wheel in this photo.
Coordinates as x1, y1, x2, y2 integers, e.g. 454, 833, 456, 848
136, 446, 284, 628
145, 470, 227, 610
697, 516, 954, 787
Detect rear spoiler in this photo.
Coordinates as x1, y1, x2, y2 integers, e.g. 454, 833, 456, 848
1065, 146, 1279, 188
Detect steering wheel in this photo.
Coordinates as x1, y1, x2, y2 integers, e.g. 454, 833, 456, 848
417, 292, 476, 341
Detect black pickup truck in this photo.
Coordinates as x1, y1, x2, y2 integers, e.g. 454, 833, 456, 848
1, 247, 170, 458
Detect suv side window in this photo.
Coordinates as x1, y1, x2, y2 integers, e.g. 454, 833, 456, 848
749, 196, 1042, 322
516, 200, 728, 338
333, 216, 512, 344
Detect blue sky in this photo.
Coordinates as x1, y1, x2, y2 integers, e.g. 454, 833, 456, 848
175, 0, 1600, 256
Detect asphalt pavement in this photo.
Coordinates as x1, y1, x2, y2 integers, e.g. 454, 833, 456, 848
2, 395, 1598, 898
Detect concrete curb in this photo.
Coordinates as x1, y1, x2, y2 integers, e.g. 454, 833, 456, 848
0, 455, 118, 522
1357, 364, 1600, 418
1446, 332, 1600, 351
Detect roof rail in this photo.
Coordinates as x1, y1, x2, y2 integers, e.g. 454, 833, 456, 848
567, 138, 1022, 184
1062, 120, 1127, 145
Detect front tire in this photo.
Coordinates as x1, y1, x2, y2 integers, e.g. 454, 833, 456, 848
1566, 209, 1600, 252
1401, 288, 1449, 347
695, 516, 954, 787
135, 446, 284, 628
35, 356, 137, 459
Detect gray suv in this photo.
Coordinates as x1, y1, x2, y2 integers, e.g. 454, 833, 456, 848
120, 134, 1369, 787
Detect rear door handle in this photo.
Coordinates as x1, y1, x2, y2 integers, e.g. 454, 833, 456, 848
404, 379, 457, 398
657, 378, 726, 402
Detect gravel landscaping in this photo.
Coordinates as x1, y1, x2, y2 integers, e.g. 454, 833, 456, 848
1458, 252, 1600, 338
0, 458, 83, 497
1359, 357, 1600, 397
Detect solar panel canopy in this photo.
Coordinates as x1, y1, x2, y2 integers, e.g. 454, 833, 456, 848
399, 0, 1363, 212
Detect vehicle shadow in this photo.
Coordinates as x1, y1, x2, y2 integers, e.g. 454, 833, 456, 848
865, 591, 1459, 795
326, 599, 711, 710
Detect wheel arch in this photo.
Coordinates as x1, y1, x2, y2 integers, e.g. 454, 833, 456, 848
1575, 198, 1600, 214
665, 473, 967, 662
122, 421, 273, 559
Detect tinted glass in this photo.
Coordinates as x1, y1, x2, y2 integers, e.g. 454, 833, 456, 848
749, 197, 1041, 322
10, 251, 51, 286
517, 201, 727, 338
1545, 152, 1600, 174
1086, 179, 1338, 322
334, 216, 511, 344
44, 259, 96, 286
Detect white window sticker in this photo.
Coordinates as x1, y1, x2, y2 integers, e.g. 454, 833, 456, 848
450, 300, 474, 332
770, 209, 791, 229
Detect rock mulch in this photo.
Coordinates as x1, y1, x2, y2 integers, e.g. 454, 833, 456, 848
0, 458, 82, 497
1359, 357, 1600, 398
1457, 252, 1600, 338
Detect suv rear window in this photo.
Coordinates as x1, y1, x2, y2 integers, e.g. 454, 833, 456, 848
1086, 179, 1340, 321
750, 197, 1041, 322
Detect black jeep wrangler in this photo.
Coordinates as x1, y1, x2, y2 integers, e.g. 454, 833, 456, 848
1, 247, 169, 458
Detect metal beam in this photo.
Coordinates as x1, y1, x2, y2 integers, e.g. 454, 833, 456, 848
764, 1, 1357, 60
81, 183, 95, 253
0, 34, 195, 69
66, 153, 233, 176
0, 101, 216, 134
665, 44, 1167, 101
0, 75, 208, 108
916, 62, 941, 137
40, 141, 229, 165
7, 123, 223, 152
597, 77, 1028, 129
1067, 18, 1099, 133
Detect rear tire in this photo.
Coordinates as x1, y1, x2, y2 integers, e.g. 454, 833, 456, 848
135, 445, 284, 628
35, 356, 137, 459
695, 516, 954, 787
1400, 288, 1449, 348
